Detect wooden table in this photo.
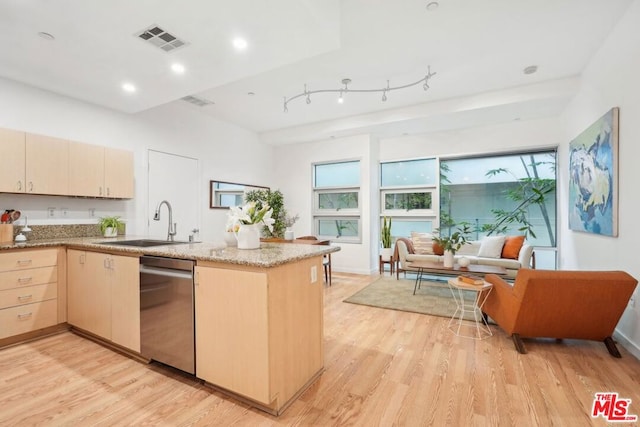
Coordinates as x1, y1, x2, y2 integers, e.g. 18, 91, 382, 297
408, 260, 506, 295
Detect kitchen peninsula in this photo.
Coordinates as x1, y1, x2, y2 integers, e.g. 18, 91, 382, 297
0, 237, 339, 415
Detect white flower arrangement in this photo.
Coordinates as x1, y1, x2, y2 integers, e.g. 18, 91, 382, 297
227, 201, 275, 233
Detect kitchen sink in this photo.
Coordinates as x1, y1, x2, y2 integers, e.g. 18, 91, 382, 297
98, 239, 190, 247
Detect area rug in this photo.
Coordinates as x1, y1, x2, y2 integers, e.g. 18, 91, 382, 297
344, 276, 476, 320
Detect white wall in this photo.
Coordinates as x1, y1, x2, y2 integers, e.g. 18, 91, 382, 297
379, 117, 563, 161
0, 77, 272, 243
560, 0, 640, 357
273, 134, 377, 274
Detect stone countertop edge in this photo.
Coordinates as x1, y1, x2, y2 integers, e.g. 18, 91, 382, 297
0, 236, 340, 268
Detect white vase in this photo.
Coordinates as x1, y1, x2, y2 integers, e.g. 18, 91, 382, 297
380, 247, 393, 261
443, 250, 454, 268
103, 227, 118, 238
236, 224, 261, 249
223, 231, 237, 247
284, 228, 294, 240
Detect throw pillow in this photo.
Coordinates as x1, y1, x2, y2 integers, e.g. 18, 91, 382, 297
432, 241, 444, 255
502, 235, 525, 259
477, 236, 506, 258
411, 232, 434, 255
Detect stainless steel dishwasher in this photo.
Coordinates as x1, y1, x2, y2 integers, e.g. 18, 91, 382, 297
140, 256, 195, 374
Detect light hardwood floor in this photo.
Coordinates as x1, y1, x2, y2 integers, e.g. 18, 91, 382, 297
1, 272, 639, 426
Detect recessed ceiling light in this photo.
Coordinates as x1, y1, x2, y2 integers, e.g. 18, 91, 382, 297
37, 32, 55, 41
426, 2, 439, 11
523, 65, 538, 75
171, 63, 186, 74
232, 37, 248, 51
122, 83, 137, 93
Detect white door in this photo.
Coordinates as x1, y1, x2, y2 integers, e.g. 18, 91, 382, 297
147, 150, 199, 241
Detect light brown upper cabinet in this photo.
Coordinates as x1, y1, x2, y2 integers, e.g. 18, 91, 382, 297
0, 128, 26, 193
1, 127, 132, 198
26, 133, 69, 195
0, 128, 68, 195
69, 141, 134, 199
104, 147, 134, 198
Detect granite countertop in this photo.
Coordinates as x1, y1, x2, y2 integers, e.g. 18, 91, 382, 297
0, 236, 339, 268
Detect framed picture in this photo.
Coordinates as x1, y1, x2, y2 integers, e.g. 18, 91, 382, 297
568, 107, 619, 237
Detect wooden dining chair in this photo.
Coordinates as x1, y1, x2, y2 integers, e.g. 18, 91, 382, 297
297, 235, 332, 286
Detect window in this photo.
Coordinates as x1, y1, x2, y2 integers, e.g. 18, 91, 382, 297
380, 158, 437, 238
440, 150, 557, 268
313, 160, 361, 242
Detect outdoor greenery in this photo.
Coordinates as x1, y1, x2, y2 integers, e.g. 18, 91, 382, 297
481, 155, 556, 245
439, 153, 556, 246
384, 192, 431, 210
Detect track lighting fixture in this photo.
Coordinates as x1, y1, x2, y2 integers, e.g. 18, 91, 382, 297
283, 67, 436, 112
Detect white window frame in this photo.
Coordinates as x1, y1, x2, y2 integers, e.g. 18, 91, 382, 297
380, 186, 437, 216
313, 160, 362, 243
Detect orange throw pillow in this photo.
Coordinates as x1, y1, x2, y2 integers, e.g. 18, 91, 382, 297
501, 235, 525, 259
432, 241, 444, 255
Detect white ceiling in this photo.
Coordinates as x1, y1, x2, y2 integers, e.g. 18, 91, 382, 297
0, 0, 633, 144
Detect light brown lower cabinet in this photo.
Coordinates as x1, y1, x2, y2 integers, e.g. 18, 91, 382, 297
67, 249, 139, 352
195, 256, 324, 414
0, 248, 63, 340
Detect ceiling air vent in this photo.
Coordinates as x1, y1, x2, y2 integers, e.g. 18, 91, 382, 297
181, 95, 214, 107
136, 25, 188, 52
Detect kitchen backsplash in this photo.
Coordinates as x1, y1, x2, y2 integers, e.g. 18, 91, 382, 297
11, 224, 125, 241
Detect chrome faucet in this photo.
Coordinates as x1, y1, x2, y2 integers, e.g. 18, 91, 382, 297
153, 200, 177, 241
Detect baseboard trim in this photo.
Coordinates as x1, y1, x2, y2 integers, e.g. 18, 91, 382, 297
613, 329, 640, 360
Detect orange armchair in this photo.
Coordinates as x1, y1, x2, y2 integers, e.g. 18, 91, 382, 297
483, 269, 637, 357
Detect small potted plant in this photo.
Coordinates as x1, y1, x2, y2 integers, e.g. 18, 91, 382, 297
99, 216, 124, 238
380, 216, 393, 261
433, 222, 471, 267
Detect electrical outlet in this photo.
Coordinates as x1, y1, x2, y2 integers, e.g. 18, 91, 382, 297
61, 207, 68, 217
89, 208, 96, 217
47, 207, 55, 218
310, 265, 318, 283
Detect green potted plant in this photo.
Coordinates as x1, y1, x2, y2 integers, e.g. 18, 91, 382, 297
99, 216, 124, 238
380, 216, 392, 261
433, 222, 471, 267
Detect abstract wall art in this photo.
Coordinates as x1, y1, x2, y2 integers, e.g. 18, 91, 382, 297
569, 107, 619, 237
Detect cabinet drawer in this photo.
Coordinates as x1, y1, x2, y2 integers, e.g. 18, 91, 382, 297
0, 283, 57, 309
0, 266, 58, 291
0, 299, 58, 339
0, 249, 58, 272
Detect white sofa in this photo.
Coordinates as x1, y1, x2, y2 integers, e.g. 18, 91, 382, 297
394, 239, 534, 279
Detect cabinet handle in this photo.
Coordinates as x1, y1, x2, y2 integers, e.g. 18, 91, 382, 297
79, 254, 85, 264
17, 180, 22, 191
99, 186, 103, 196
17, 259, 33, 266
28, 181, 33, 192
17, 312, 33, 320
107, 187, 110, 196
17, 277, 33, 284
18, 295, 33, 301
